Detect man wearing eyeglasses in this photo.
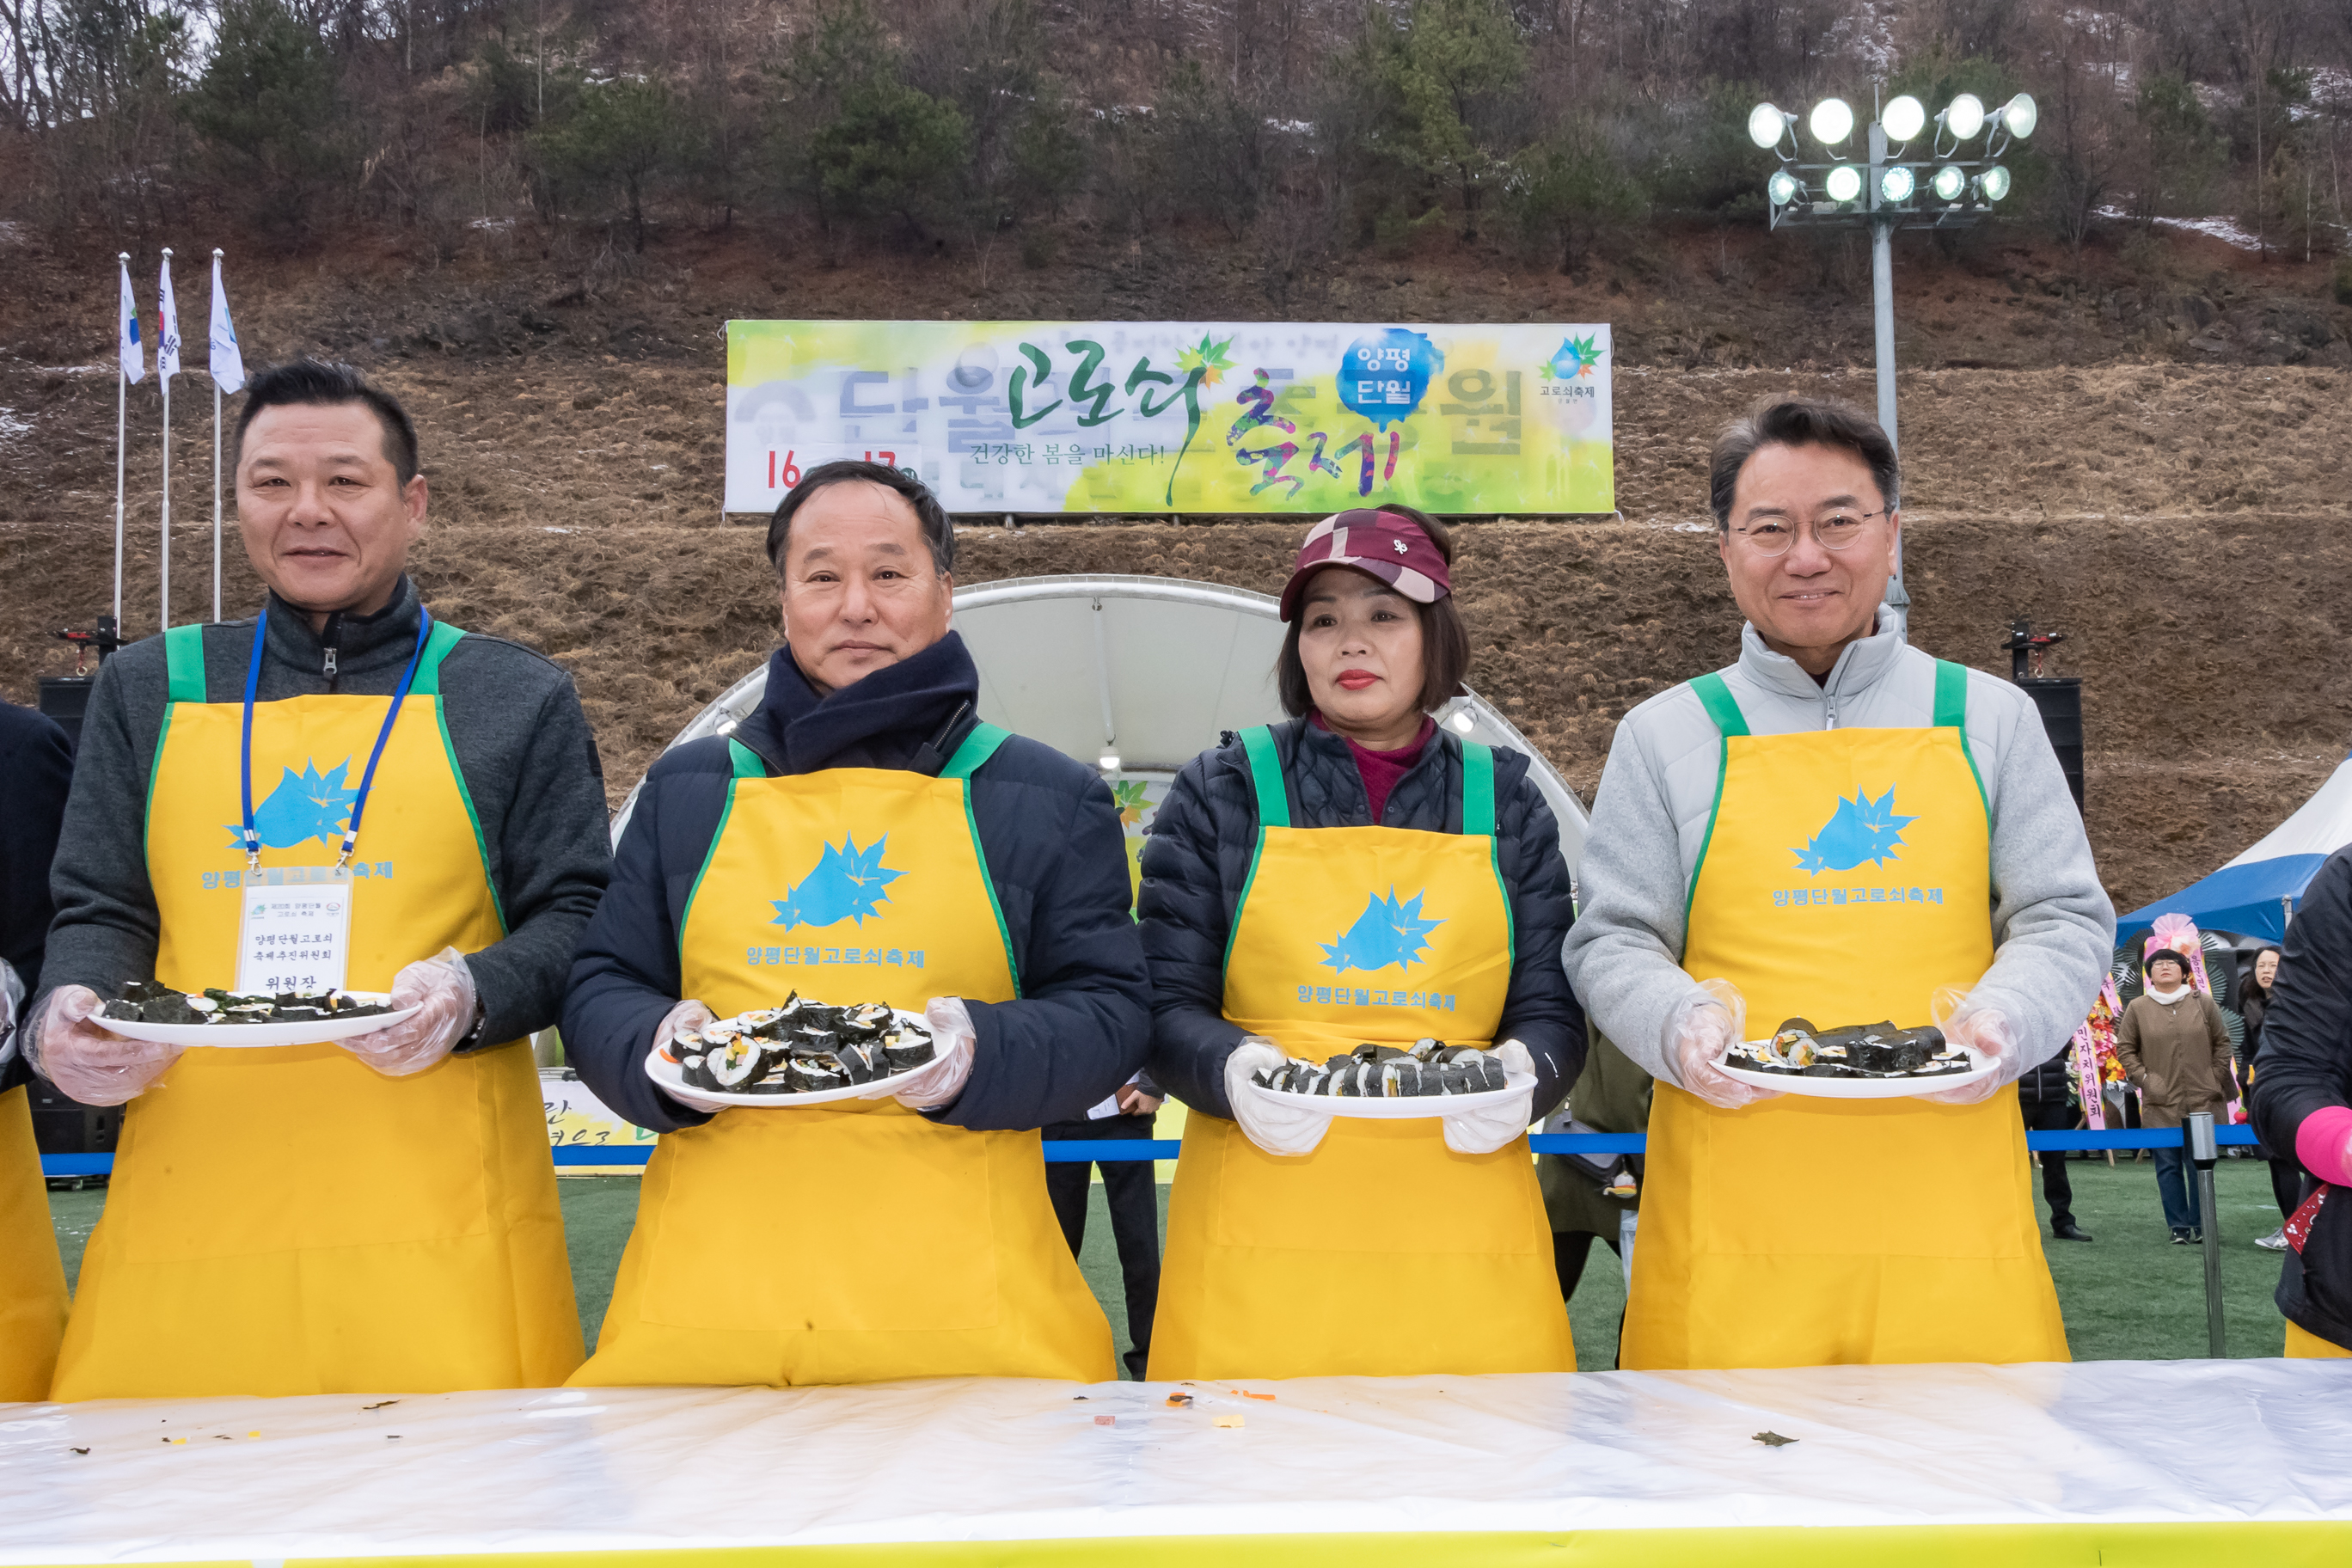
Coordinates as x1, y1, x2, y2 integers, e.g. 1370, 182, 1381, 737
1562, 398, 2114, 1369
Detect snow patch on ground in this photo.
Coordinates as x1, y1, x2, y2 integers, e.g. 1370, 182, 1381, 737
2093, 206, 2266, 252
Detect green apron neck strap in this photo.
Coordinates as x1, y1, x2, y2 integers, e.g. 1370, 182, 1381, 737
407, 619, 467, 697
726, 738, 768, 779
1691, 671, 1751, 738
1932, 659, 1970, 729
1238, 726, 1290, 829
940, 720, 1012, 781
1459, 740, 1497, 836
163, 624, 207, 703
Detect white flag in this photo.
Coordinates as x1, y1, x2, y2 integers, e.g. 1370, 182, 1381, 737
209, 253, 246, 394
117, 256, 145, 383
156, 252, 181, 382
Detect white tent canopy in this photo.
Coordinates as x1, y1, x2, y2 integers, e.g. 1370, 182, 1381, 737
2118, 750, 2352, 945
613, 574, 1589, 872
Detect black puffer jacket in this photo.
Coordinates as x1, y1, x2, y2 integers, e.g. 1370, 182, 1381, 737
2251, 848, 2352, 1351
1140, 715, 1584, 1120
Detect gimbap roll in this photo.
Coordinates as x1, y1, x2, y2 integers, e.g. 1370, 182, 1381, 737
705, 1038, 767, 1091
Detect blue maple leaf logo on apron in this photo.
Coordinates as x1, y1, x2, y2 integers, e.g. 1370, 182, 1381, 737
222, 758, 359, 849
1320, 888, 1444, 975
770, 835, 905, 930
1792, 787, 1918, 873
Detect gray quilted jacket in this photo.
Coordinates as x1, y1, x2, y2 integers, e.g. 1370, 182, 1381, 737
1562, 621, 2116, 1087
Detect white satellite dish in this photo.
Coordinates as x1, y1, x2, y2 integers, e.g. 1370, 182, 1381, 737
611, 574, 1589, 873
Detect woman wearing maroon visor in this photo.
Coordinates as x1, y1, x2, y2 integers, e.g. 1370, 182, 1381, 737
1141, 505, 1585, 1378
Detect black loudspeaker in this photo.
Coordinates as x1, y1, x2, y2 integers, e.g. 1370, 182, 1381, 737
28, 1076, 120, 1171
37, 676, 93, 751
2016, 677, 2085, 812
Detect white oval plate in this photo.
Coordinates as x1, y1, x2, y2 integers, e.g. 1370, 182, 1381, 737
1717, 1052, 2000, 1099
1242, 1069, 1535, 1120
100, 994, 416, 1049
644, 1006, 934, 1109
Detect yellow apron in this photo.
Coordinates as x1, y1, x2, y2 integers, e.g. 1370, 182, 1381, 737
572, 724, 1114, 1387
1149, 727, 1572, 1381
2285, 1320, 2349, 1358
0, 1084, 68, 1400
50, 618, 581, 1400
1622, 661, 2068, 1370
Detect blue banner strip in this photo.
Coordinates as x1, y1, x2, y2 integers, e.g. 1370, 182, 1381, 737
37, 1124, 2265, 1178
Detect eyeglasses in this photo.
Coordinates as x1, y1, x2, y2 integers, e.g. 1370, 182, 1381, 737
1730, 508, 1889, 557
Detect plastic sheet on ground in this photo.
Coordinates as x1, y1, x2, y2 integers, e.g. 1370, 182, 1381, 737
1, 1360, 2348, 1563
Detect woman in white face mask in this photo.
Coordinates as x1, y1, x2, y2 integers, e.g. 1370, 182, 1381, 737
2116, 946, 2236, 1244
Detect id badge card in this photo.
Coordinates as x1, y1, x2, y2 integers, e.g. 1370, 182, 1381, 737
236, 868, 356, 995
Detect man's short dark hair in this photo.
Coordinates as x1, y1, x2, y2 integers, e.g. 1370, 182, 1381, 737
766, 461, 955, 576
1710, 398, 1900, 531
1274, 505, 1470, 720
233, 359, 420, 485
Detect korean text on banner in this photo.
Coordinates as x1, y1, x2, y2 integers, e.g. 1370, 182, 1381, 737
723, 321, 1613, 517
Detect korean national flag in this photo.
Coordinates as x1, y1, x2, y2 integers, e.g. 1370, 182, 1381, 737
209, 253, 246, 394
117, 255, 145, 384
156, 252, 182, 382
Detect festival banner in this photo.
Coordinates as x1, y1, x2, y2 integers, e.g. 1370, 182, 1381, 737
724, 320, 1612, 516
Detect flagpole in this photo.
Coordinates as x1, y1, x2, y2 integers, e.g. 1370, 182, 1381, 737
211, 249, 224, 622
114, 250, 128, 630
159, 247, 174, 631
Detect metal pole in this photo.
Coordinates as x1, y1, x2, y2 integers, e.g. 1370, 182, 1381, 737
114, 253, 127, 630
2189, 1112, 2224, 1357
212, 377, 223, 624
1866, 121, 1909, 639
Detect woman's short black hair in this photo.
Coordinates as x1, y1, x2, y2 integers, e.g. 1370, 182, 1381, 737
1275, 505, 1470, 719
232, 359, 420, 483
766, 460, 954, 576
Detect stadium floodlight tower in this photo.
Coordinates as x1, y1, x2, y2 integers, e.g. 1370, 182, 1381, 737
1749, 89, 2036, 631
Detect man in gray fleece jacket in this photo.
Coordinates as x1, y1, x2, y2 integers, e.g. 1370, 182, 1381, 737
1563, 399, 2113, 1370
27, 359, 609, 1399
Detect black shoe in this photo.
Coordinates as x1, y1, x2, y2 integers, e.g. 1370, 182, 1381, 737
2051, 1222, 2093, 1242
2190, 1228, 2204, 1243
2171, 1228, 2193, 1245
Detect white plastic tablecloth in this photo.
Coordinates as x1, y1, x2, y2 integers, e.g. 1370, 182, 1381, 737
3, 1360, 2348, 1565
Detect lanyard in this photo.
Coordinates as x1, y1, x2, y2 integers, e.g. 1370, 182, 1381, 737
239, 604, 433, 871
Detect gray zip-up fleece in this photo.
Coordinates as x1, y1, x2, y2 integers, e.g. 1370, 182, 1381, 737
29, 576, 611, 1062
1561, 620, 2116, 1087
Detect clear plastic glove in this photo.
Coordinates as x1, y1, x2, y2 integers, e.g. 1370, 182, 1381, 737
337, 949, 477, 1079
883, 996, 977, 1111
31, 985, 183, 1106
1, 958, 22, 1069
1226, 1037, 1331, 1156
1442, 1038, 1537, 1155
1666, 978, 1773, 1109
652, 998, 731, 1115
1924, 988, 2022, 1106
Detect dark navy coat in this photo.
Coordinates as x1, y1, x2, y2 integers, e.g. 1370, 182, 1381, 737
564, 633, 1151, 1135
1140, 715, 1585, 1120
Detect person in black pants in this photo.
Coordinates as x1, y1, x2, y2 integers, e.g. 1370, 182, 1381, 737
2018, 1050, 2092, 1241
2239, 947, 2307, 1250
1043, 1075, 1164, 1379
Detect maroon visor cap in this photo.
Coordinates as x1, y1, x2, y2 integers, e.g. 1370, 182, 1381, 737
1277, 509, 1453, 622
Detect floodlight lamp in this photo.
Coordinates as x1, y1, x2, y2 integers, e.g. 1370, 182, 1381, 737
1881, 95, 1926, 144
1748, 101, 1789, 149
1099, 750, 1123, 773
1880, 166, 1915, 202
1943, 93, 1986, 139
1767, 169, 1800, 206
1931, 164, 1967, 201
1824, 164, 1863, 203
1810, 97, 1855, 145
1448, 710, 1476, 735
2001, 93, 2037, 138
1980, 164, 2012, 202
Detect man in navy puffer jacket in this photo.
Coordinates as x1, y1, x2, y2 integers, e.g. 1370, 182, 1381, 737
1142, 717, 1585, 1120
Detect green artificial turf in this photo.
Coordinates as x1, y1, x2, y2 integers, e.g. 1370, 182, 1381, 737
46, 1155, 2305, 1372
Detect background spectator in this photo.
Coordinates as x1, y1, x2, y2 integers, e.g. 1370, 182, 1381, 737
2116, 946, 2236, 1244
